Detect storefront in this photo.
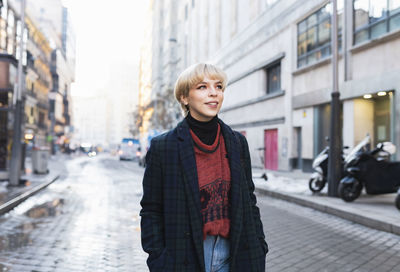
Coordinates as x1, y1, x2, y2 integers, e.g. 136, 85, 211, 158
342, 90, 394, 152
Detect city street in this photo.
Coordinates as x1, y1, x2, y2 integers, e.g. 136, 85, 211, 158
0, 154, 399, 271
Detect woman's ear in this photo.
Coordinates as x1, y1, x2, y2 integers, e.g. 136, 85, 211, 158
180, 95, 188, 106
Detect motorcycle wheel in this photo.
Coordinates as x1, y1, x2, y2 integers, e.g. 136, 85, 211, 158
395, 194, 400, 211
309, 177, 325, 193
338, 182, 362, 202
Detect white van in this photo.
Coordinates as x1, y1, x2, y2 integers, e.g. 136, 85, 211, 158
119, 138, 140, 161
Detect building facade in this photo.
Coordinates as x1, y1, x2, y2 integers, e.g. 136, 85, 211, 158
150, 0, 400, 171
0, 0, 75, 179
24, 13, 52, 147
27, 0, 76, 153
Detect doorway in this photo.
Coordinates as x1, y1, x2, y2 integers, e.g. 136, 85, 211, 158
264, 129, 278, 170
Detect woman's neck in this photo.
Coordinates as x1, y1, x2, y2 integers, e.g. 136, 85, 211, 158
186, 113, 218, 145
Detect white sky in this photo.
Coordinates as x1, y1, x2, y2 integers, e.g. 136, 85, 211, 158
61, 0, 149, 97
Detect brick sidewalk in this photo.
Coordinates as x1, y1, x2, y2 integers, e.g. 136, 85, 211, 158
253, 169, 400, 235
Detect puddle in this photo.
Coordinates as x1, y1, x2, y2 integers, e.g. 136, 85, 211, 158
24, 199, 65, 219
0, 222, 35, 251
0, 199, 64, 252
0, 263, 11, 271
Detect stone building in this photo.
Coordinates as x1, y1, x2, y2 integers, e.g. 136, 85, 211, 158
150, 0, 400, 172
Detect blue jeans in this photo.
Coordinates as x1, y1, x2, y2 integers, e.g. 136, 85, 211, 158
203, 235, 230, 272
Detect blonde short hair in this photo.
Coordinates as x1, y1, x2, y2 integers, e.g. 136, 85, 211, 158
174, 63, 228, 116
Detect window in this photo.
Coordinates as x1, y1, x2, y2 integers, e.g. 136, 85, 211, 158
354, 0, 400, 44
297, 2, 343, 68
266, 62, 281, 94
6, 9, 14, 55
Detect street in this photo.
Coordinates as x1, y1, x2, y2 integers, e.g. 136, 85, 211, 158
0, 154, 399, 272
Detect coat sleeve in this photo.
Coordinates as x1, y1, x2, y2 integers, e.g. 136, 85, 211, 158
140, 138, 165, 263
238, 133, 269, 255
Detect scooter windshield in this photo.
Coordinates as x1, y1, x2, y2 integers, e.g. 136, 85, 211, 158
344, 135, 370, 164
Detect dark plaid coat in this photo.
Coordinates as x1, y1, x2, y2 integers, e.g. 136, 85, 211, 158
140, 118, 268, 272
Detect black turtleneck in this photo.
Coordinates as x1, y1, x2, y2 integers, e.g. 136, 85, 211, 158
186, 113, 219, 145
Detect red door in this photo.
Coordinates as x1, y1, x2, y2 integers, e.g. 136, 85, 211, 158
264, 129, 278, 170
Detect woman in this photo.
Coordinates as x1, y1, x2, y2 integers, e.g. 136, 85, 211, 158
140, 63, 268, 272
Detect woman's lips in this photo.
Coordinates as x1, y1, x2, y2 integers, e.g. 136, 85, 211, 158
205, 102, 218, 108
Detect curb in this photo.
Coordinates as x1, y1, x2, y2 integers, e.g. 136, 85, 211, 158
255, 187, 400, 236
0, 174, 60, 215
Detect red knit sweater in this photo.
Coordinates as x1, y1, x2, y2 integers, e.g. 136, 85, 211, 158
190, 124, 231, 240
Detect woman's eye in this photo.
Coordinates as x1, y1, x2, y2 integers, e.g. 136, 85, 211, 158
216, 85, 223, 89
197, 85, 207, 90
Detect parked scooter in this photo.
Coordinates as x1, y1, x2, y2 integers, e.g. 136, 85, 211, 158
338, 135, 400, 210
309, 146, 330, 193
309, 141, 348, 193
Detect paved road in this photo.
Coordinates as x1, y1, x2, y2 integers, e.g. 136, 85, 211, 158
0, 154, 147, 272
0, 154, 399, 272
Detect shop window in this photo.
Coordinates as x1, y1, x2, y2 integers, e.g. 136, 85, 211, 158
353, 0, 400, 45
297, 1, 343, 68
266, 62, 281, 94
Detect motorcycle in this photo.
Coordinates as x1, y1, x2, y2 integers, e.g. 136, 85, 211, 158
308, 143, 348, 193
338, 135, 400, 210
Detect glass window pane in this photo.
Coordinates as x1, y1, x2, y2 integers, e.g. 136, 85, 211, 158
318, 19, 331, 45
389, 0, 400, 14
306, 26, 317, 51
370, 0, 387, 23
1, 0, 8, 20
321, 45, 331, 58
319, 3, 332, 20
338, 0, 344, 11
307, 52, 317, 64
370, 21, 387, 39
354, 29, 369, 44
338, 10, 343, 31
307, 13, 317, 27
298, 58, 307, 68
390, 13, 400, 30
267, 64, 281, 94
298, 32, 307, 56
298, 20, 307, 33
354, 0, 370, 29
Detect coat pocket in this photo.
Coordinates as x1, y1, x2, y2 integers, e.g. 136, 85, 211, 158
149, 248, 171, 272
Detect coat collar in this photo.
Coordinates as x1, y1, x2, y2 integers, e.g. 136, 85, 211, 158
176, 118, 244, 263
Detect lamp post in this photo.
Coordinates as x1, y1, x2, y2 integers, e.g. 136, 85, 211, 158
327, 0, 342, 197
9, 0, 26, 185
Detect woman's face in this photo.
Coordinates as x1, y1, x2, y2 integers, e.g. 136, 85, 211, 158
181, 76, 224, 122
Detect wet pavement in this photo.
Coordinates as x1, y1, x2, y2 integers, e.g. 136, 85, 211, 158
0, 154, 147, 272
0, 156, 65, 210
260, 195, 400, 272
0, 154, 399, 271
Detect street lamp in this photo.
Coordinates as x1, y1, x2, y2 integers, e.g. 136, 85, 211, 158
9, 0, 26, 185
327, 0, 342, 197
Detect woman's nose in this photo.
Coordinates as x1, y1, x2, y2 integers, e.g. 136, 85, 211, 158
209, 87, 217, 95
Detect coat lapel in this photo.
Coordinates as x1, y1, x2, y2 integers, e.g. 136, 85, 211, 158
176, 120, 205, 270
220, 120, 244, 261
